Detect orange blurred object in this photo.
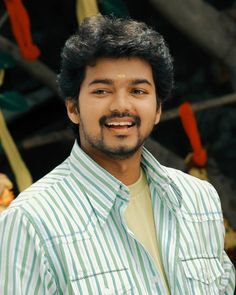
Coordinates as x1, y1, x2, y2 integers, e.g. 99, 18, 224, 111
0, 188, 14, 207
0, 173, 14, 212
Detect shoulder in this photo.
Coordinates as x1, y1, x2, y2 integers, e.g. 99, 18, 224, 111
2, 158, 75, 240
10, 158, 70, 208
164, 166, 223, 217
3, 156, 94, 243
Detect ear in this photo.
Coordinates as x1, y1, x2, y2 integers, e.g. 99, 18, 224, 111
65, 99, 80, 124
154, 104, 162, 125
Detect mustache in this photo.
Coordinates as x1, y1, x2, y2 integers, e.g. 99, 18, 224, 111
99, 112, 141, 126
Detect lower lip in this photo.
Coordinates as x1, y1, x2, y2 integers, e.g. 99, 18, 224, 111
104, 125, 135, 135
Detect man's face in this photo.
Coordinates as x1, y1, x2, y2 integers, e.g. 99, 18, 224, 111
66, 57, 161, 159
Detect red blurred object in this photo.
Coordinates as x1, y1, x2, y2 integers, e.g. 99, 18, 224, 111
179, 101, 207, 167
4, 0, 40, 61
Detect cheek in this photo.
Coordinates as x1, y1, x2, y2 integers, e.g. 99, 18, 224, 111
79, 106, 103, 128
80, 96, 106, 113
140, 105, 159, 120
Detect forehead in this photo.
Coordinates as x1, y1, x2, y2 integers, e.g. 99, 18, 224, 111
83, 57, 154, 83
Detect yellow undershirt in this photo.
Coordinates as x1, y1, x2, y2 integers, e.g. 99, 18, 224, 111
125, 169, 170, 294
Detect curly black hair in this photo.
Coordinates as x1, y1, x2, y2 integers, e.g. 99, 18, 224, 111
57, 15, 174, 104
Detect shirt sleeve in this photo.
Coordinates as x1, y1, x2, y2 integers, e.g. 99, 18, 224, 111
207, 183, 236, 294
221, 250, 236, 294
0, 208, 57, 295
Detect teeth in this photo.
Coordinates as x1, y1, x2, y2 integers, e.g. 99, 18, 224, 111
106, 122, 133, 126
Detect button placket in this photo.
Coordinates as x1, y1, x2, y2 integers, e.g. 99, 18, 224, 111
104, 287, 111, 294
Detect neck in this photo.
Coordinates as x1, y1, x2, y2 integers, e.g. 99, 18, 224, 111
82, 147, 143, 185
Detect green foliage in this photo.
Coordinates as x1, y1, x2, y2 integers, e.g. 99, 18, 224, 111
0, 91, 28, 112
99, 0, 129, 17
0, 53, 16, 69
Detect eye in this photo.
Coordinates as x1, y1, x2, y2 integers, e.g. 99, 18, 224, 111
131, 88, 148, 95
92, 89, 108, 94
91, 89, 112, 96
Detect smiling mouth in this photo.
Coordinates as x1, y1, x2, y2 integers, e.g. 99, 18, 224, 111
104, 121, 136, 128
99, 113, 141, 129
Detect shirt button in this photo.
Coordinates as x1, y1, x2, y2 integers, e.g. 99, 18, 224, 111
206, 272, 212, 282
104, 287, 111, 294
152, 275, 159, 284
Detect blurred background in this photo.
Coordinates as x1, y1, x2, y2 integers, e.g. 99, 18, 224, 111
0, 0, 236, 268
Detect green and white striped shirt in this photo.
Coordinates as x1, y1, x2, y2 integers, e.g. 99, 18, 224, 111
0, 141, 235, 294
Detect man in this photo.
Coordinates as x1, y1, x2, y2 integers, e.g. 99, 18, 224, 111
0, 16, 235, 295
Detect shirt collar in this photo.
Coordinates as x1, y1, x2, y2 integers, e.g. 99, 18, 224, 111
68, 141, 182, 227
141, 147, 182, 211
68, 141, 128, 227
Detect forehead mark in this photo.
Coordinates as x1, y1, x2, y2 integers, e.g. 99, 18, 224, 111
117, 74, 126, 78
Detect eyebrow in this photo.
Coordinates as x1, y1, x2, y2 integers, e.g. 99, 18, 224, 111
88, 78, 152, 86
130, 79, 152, 86
88, 79, 113, 86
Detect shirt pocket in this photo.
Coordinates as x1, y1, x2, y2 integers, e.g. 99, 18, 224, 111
69, 267, 133, 295
178, 208, 224, 258
181, 257, 225, 295
57, 239, 134, 295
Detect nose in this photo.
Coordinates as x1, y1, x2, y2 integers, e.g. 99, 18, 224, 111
109, 91, 133, 113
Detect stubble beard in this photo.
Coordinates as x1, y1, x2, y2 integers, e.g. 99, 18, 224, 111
79, 122, 150, 160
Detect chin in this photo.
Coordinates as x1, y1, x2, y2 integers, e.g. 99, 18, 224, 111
102, 144, 143, 159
